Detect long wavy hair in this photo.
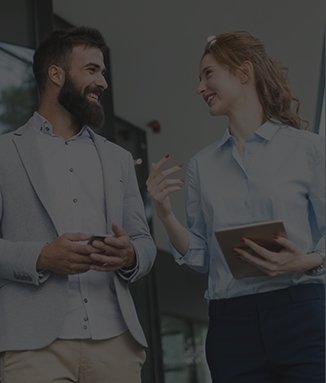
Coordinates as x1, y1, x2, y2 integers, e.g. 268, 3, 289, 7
202, 31, 306, 129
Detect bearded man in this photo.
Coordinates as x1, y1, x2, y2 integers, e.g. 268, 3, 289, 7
0, 27, 156, 383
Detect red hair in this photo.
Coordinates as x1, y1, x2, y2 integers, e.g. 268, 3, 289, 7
202, 31, 306, 129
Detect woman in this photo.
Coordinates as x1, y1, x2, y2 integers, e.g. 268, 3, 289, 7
147, 31, 325, 382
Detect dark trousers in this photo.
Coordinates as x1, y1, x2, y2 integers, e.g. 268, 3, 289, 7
206, 284, 325, 383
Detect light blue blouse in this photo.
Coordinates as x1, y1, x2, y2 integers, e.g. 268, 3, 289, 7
173, 120, 325, 300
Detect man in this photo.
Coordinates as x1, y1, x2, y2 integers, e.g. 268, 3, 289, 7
0, 27, 156, 382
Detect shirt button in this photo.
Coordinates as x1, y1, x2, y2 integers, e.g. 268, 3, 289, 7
83, 317, 88, 322
83, 325, 88, 330
83, 298, 88, 303
65, 141, 69, 146
73, 198, 78, 203
69, 168, 74, 173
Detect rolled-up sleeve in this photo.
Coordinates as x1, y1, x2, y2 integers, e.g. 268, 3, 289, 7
171, 158, 209, 273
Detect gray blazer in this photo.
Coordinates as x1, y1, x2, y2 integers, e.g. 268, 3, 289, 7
0, 117, 156, 352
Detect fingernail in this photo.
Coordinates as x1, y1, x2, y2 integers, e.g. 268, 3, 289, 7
165, 153, 170, 158
240, 237, 246, 242
273, 234, 279, 240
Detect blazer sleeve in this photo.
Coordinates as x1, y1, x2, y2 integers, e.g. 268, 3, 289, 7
117, 152, 156, 282
0, 193, 48, 286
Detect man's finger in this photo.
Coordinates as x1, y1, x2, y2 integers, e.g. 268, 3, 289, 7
63, 232, 91, 241
111, 223, 127, 238
71, 242, 100, 255
89, 253, 123, 266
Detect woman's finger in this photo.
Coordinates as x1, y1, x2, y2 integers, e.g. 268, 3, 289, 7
273, 236, 298, 253
150, 179, 183, 197
153, 185, 184, 202
233, 248, 280, 276
241, 237, 272, 260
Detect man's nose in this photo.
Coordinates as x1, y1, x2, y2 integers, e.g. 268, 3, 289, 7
97, 74, 108, 90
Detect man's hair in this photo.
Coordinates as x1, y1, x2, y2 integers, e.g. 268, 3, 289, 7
33, 26, 108, 93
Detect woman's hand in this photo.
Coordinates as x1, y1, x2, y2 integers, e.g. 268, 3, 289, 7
146, 154, 184, 220
233, 236, 321, 276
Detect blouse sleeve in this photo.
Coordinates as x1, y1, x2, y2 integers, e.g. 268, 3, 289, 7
170, 158, 209, 273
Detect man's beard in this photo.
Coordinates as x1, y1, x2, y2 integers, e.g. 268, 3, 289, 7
58, 76, 105, 130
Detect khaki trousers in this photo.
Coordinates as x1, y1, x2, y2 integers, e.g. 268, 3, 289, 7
0, 332, 146, 383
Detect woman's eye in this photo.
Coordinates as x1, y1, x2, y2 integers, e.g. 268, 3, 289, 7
205, 70, 212, 77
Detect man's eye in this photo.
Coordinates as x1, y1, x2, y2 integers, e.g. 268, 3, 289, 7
87, 67, 95, 73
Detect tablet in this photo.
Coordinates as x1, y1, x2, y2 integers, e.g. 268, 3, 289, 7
215, 220, 287, 279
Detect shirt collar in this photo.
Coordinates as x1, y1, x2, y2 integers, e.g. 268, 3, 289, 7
216, 119, 282, 149
32, 111, 92, 140
216, 128, 233, 149
254, 119, 282, 141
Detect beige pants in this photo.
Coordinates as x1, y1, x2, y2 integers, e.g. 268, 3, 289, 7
0, 332, 146, 383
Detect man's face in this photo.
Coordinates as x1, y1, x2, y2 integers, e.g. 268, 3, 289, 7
58, 45, 108, 129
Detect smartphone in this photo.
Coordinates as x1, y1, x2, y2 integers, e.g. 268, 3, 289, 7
88, 235, 107, 245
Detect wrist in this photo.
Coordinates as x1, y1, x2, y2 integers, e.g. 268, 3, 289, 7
123, 244, 137, 269
36, 243, 49, 272
160, 211, 175, 225
304, 250, 325, 276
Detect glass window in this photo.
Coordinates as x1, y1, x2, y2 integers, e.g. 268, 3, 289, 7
161, 315, 210, 383
0, 42, 37, 134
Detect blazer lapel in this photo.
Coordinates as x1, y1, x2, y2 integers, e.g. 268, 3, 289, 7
12, 124, 61, 234
12, 122, 124, 235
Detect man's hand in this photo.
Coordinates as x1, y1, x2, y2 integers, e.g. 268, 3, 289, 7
89, 223, 136, 272
36, 233, 99, 275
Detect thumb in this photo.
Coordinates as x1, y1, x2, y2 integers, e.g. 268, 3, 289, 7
64, 232, 91, 241
111, 223, 127, 237
273, 236, 297, 253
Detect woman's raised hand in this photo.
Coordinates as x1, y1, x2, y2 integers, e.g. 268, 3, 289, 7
146, 154, 184, 220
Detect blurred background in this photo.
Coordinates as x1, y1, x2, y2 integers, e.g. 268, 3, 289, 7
0, 1, 324, 381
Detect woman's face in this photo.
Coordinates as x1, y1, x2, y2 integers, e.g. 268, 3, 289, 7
197, 53, 243, 116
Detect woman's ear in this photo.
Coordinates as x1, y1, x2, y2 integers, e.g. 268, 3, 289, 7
238, 60, 254, 84
48, 65, 65, 87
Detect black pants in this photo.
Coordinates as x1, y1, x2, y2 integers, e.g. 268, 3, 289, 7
206, 284, 325, 383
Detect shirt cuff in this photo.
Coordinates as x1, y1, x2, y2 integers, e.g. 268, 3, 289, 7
117, 243, 139, 281
169, 233, 208, 273
37, 271, 51, 284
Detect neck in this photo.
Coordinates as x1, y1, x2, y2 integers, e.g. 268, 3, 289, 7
227, 90, 264, 144
38, 96, 80, 140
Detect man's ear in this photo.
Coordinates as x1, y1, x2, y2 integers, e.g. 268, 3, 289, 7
238, 60, 254, 84
48, 65, 65, 87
